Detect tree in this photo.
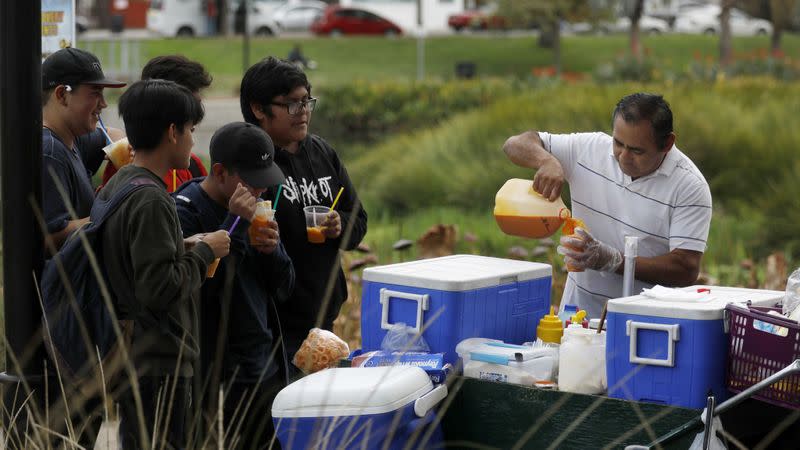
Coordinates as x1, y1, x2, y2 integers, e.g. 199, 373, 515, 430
497, 0, 596, 75
720, 0, 735, 66
619, 0, 645, 60
737, 0, 799, 53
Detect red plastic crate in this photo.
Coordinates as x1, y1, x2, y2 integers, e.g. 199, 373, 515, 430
726, 303, 800, 410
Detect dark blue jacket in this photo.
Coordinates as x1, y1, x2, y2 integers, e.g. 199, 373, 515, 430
174, 179, 294, 383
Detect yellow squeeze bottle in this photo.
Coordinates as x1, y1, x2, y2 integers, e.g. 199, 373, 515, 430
537, 306, 564, 344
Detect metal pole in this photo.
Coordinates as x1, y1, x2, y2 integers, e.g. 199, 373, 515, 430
242, 0, 251, 73
416, 0, 424, 80
0, 0, 45, 378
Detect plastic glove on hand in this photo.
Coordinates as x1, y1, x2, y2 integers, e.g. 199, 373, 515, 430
557, 228, 623, 273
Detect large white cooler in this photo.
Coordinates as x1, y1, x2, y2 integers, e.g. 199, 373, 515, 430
361, 255, 552, 364
272, 366, 447, 449
606, 285, 783, 408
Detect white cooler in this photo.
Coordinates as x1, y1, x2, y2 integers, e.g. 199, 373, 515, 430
272, 366, 447, 449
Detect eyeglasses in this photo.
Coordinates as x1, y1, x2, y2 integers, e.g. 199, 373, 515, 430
270, 97, 317, 115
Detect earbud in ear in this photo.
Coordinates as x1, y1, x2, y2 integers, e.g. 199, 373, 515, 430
65, 85, 73, 92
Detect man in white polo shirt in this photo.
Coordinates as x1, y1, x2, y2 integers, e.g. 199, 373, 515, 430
502, 93, 712, 318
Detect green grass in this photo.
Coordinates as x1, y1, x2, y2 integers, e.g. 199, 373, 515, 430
84, 33, 800, 94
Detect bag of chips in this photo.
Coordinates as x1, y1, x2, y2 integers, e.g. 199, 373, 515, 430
292, 328, 350, 374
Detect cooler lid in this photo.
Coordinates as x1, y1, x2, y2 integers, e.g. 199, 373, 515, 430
362, 254, 552, 291
606, 285, 784, 320
271, 366, 432, 418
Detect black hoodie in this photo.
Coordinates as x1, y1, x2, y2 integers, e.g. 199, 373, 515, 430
173, 179, 295, 383
264, 134, 368, 354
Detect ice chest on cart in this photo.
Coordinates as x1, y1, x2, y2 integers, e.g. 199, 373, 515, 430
361, 255, 552, 364
271, 366, 447, 449
606, 285, 783, 408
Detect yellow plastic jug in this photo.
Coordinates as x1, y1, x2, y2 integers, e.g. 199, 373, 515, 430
494, 178, 568, 239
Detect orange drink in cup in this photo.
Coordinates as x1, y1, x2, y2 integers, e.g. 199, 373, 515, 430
248, 200, 274, 246
103, 137, 132, 169
560, 209, 588, 272
207, 258, 220, 278
303, 206, 328, 244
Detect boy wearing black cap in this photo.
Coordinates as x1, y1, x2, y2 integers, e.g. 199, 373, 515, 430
41, 47, 125, 249
98, 79, 231, 450
174, 121, 294, 448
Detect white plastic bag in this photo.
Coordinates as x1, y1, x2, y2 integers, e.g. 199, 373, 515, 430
688, 407, 727, 450
380, 323, 430, 352
782, 268, 800, 320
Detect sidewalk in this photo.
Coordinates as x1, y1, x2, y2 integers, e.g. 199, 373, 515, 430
104, 97, 244, 158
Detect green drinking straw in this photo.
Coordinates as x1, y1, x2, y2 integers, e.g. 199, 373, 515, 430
273, 185, 283, 211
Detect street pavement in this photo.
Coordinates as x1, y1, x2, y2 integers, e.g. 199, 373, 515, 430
104, 96, 243, 158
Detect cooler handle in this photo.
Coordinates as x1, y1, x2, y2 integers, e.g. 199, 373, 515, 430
626, 320, 680, 367
414, 385, 448, 417
380, 288, 430, 334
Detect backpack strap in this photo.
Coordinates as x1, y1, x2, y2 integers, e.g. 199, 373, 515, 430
90, 177, 160, 228
188, 156, 205, 178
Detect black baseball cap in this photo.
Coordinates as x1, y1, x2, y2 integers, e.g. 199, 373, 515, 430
42, 47, 126, 89
210, 122, 285, 189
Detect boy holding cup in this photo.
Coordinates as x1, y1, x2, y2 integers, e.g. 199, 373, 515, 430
239, 57, 368, 372
173, 122, 294, 448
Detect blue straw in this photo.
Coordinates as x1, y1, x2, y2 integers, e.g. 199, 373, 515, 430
97, 116, 113, 145
273, 185, 283, 211
228, 216, 241, 235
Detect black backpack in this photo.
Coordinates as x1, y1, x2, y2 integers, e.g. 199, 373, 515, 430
41, 177, 158, 389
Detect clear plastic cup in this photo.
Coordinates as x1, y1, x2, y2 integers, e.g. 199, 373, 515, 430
304, 205, 328, 244
103, 137, 131, 169
249, 200, 275, 246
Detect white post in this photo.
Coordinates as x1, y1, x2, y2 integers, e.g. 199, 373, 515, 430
623, 236, 639, 297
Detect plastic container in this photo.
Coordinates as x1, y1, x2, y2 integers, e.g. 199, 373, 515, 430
458, 340, 558, 385
606, 285, 783, 408
537, 306, 563, 344
494, 178, 567, 238
272, 366, 447, 449
559, 324, 606, 394
361, 255, 552, 364
725, 303, 800, 410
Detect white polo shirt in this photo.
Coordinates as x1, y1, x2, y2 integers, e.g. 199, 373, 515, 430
539, 131, 713, 318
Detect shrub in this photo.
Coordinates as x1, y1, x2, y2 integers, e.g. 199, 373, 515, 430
312, 78, 523, 154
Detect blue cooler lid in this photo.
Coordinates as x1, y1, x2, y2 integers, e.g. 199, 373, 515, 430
362, 254, 551, 291
271, 366, 433, 418
606, 285, 783, 320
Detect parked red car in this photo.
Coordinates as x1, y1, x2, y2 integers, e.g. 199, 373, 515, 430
447, 3, 507, 31
310, 6, 402, 36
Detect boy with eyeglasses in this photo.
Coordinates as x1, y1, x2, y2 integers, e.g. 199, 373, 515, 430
240, 57, 368, 372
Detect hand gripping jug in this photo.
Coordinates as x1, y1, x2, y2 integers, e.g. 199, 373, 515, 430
494, 179, 568, 239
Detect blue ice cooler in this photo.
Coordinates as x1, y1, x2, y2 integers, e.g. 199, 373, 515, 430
271, 366, 447, 449
361, 255, 552, 364
606, 285, 783, 408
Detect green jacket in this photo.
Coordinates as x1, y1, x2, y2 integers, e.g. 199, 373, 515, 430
98, 165, 215, 376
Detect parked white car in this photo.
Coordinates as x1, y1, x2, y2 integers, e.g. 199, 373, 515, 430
148, 0, 208, 37
602, 15, 672, 34
674, 6, 772, 36
240, 0, 284, 36
570, 15, 671, 35
271, 1, 326, 32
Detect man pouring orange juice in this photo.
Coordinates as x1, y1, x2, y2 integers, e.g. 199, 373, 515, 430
502, 93, 712, 318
